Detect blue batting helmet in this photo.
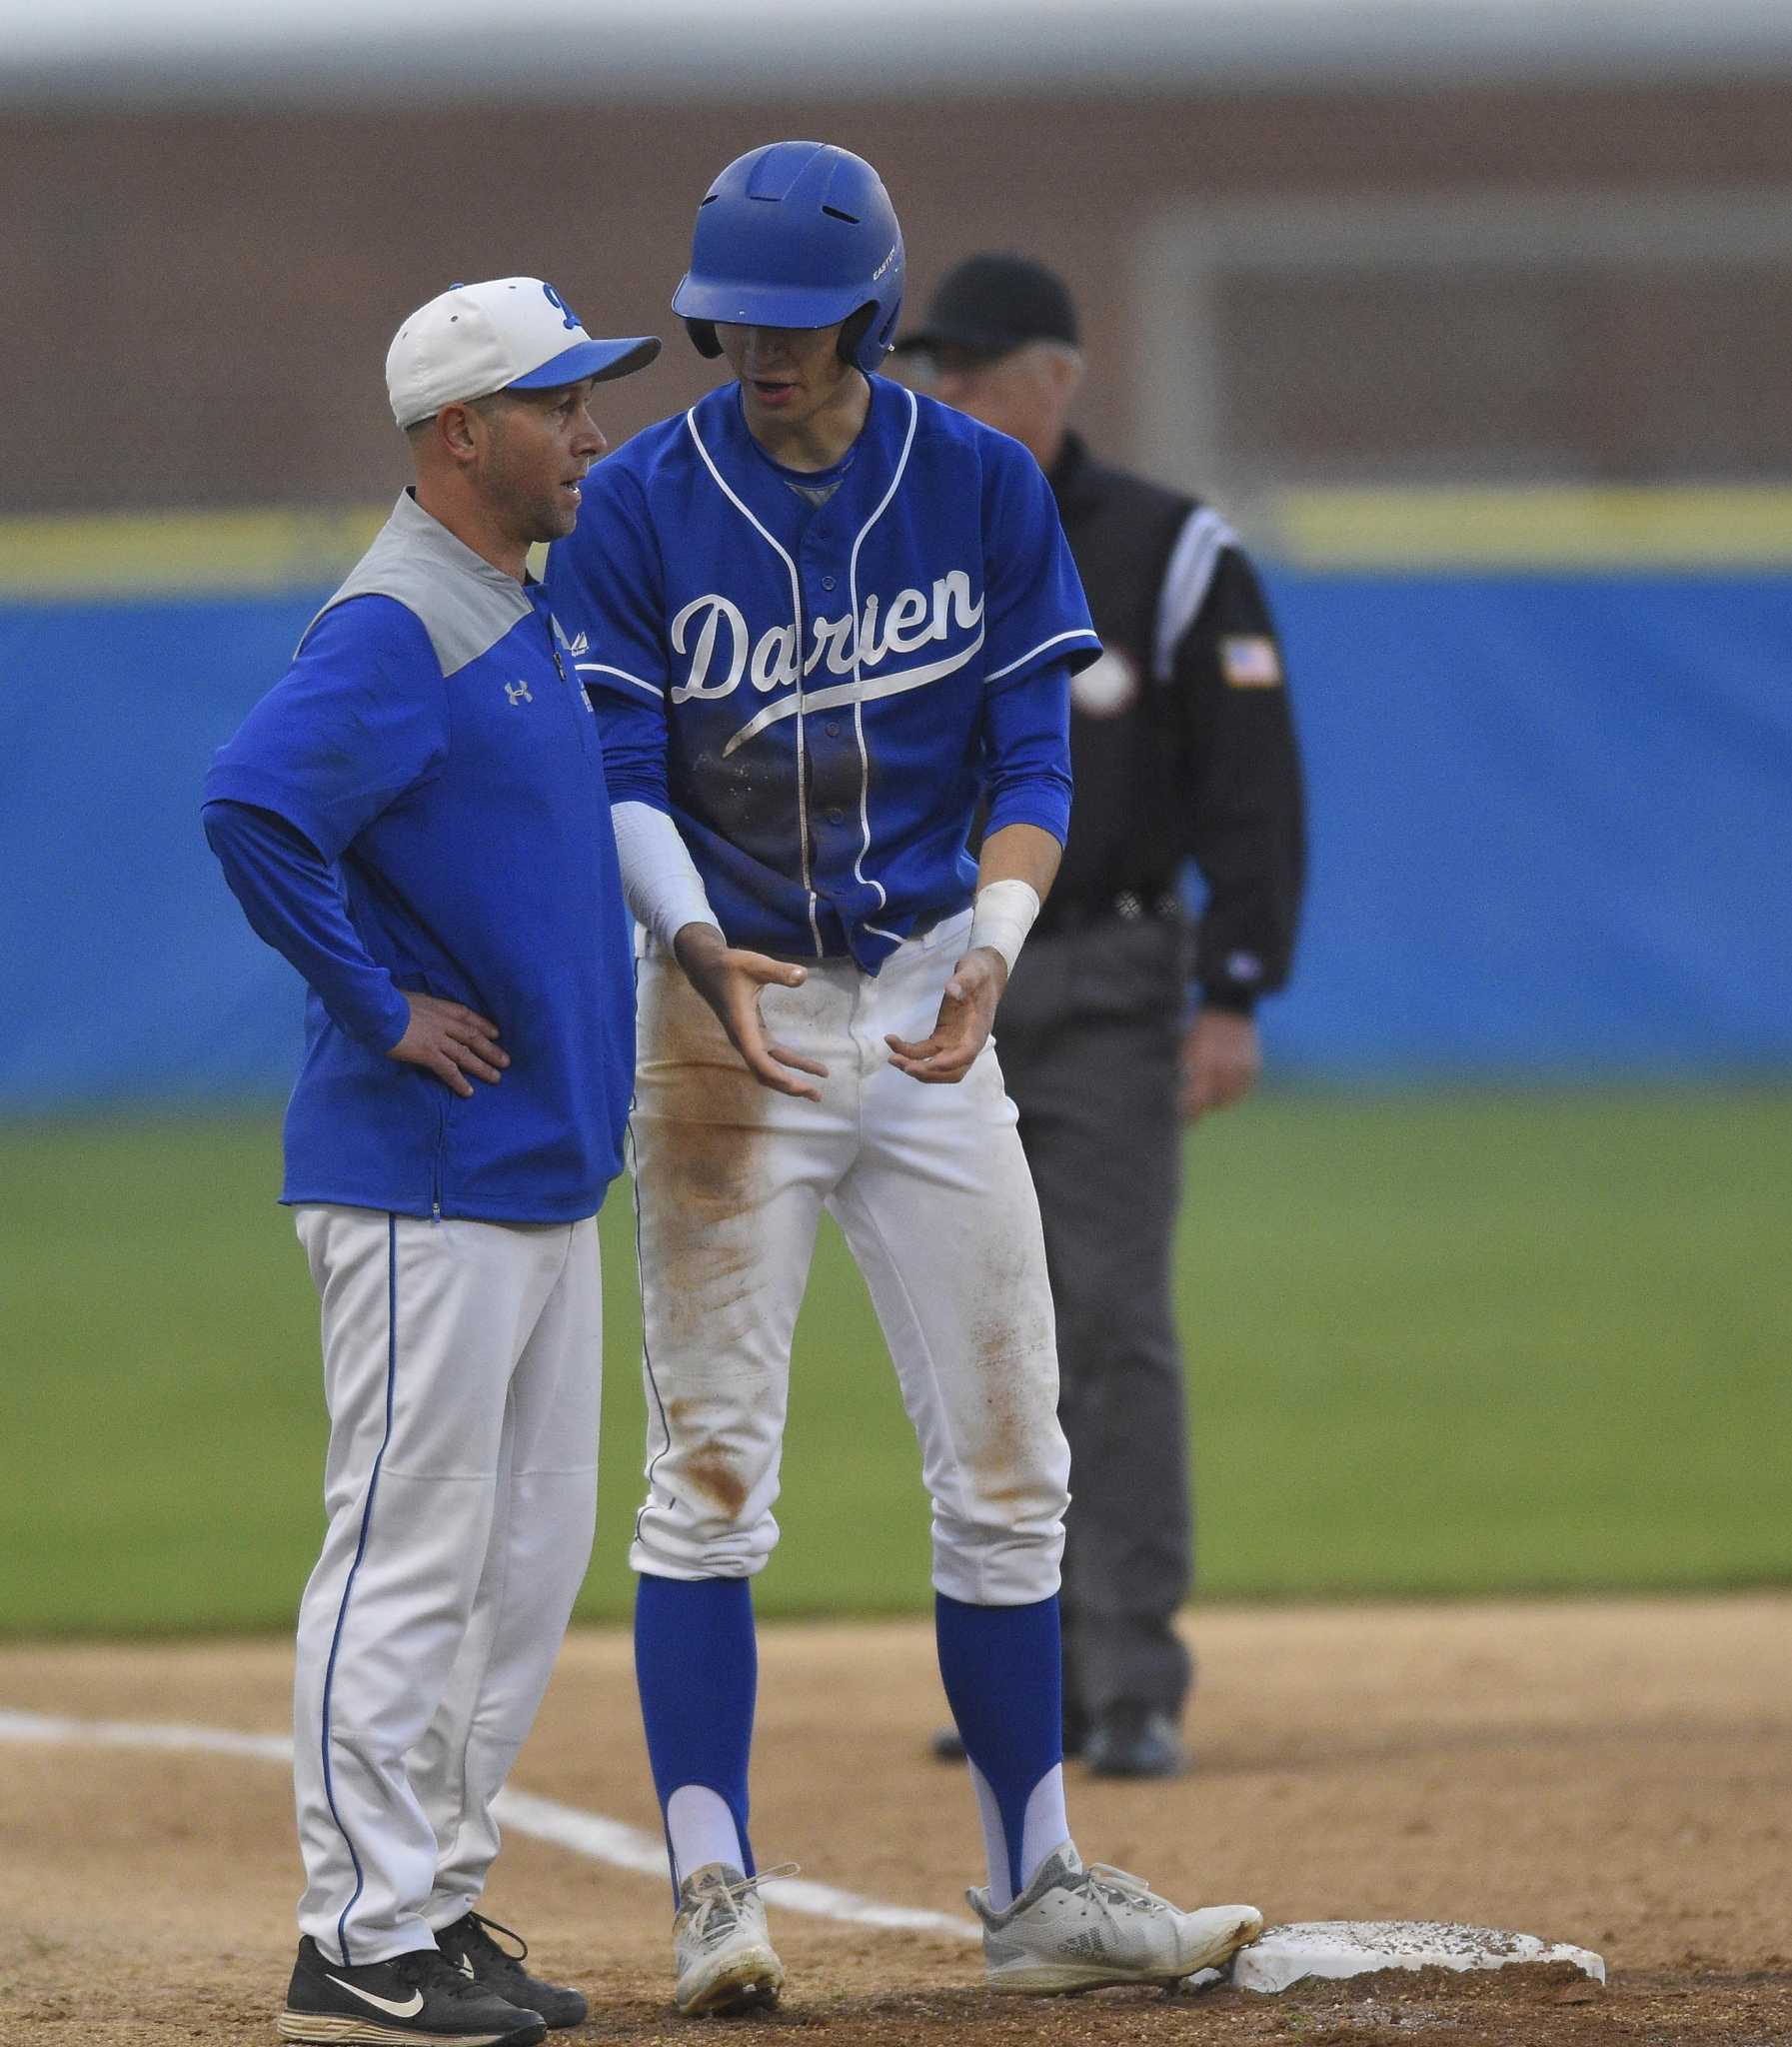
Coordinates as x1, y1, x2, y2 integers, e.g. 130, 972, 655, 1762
672, 141, 905, 378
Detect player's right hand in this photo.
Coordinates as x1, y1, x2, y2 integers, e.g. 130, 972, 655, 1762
386, 992, 510, 1097
673, 924, 830, 1101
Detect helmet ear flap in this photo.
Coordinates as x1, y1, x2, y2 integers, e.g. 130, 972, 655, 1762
838, 303, 876, 369
685, 317, 723, 359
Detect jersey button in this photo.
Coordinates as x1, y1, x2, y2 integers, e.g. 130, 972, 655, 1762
821, 575, 838, 591
827, 807, 845, 825
825, 721, 842, 737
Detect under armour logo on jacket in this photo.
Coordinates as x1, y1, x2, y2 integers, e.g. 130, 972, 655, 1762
505, 681, 533, 706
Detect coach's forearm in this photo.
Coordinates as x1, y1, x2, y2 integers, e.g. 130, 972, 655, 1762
202, 799, 411, 1049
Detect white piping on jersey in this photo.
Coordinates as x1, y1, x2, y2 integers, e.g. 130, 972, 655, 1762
1152, 506, 1235, 683
984, 626, 1101, 685
575, 660, 663, 699
721, 631, 984, 758
845, 386, 920, 919
685, 407, 823, 955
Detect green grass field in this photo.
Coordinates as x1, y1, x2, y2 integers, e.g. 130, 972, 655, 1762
2, 1087, 1787, 1636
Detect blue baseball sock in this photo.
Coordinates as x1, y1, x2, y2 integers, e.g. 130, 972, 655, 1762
935, 1591, 1069, 1908
634, 1573, 758, 1896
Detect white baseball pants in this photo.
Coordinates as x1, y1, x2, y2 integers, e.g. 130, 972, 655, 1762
628, 911, 1070, 1606
290, 1204, 603, 1966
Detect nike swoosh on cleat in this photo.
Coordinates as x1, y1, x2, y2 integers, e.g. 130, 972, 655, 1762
325, 1976, 426, 2018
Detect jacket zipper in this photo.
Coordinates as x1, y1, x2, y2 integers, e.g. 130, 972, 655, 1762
431, 1094, 446, 1223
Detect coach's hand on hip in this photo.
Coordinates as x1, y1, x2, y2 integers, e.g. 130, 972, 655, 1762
673, 922, 830, 1101
885, 947, 1005, 1085
386, 992, 510, 1097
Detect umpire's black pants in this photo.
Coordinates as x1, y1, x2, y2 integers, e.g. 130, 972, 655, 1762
993, 916, 1195, 1728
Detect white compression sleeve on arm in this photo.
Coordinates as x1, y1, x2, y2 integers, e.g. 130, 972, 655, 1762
966, 878, 1041, 975
611, 800, 722, 952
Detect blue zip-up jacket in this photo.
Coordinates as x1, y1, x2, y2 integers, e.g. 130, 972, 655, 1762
203, 490, 634, 1222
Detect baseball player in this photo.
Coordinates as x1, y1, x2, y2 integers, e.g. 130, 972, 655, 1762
546, 142, 1262, 2015
203, 279, 659, 2046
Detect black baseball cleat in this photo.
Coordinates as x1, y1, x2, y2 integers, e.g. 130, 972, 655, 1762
1082, 1704, 1187, 1779
278, 1935, 548, 2045
435, 1911, 588, 2030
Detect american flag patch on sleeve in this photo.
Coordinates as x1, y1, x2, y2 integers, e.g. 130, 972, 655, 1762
1219, 636, 1283, 688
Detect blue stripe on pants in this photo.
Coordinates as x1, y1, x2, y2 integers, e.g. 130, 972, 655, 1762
317, 1213, 402, 1966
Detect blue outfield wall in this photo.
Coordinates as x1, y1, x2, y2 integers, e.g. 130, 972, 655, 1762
2, 570, 1789, 1110
1259, 570, 1792, 1077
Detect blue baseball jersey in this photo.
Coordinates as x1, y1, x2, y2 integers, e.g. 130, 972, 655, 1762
546, 377, 1097, 970
204, 491, 635, 1223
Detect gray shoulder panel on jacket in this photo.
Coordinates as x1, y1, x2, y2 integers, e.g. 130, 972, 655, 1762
299, 495, 532, 677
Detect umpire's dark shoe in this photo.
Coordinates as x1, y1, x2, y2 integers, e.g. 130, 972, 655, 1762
278, 1935, 547, 2045
1082, 1704, 1187, 1779
436, 1911, 588, 2030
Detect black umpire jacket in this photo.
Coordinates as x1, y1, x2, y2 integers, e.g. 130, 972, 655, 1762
1041, 431, 1306, 1014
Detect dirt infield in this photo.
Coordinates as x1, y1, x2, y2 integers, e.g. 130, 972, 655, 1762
3, 1595, 1788, 2047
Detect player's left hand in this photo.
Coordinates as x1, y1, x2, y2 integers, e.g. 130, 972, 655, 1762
885, 948, 1006, 1084
1178, 1007, 1262, 1120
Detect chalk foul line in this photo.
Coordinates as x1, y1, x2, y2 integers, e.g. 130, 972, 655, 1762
0, 1707, 976, 1941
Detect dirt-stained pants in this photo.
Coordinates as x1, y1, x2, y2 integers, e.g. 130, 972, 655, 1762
628, 911, 1069, 1607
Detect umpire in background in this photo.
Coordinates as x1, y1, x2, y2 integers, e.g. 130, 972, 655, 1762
896, 255, 1305, 1779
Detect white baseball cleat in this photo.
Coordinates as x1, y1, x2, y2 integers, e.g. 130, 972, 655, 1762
672, 1862, 789, 2015
968, 1841, 1262, 1993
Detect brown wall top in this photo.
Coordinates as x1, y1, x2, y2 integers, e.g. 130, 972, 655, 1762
5, 75, 1790, 514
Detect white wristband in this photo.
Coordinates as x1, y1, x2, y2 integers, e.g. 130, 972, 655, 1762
966, 878, 1041, 975
611, 800, 722, 952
